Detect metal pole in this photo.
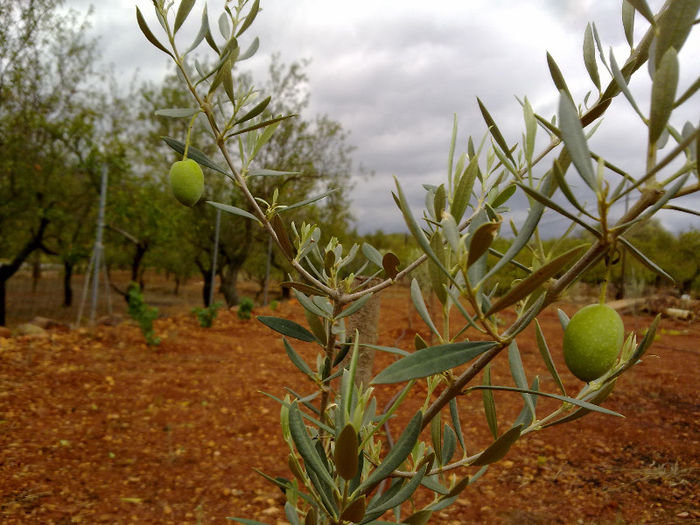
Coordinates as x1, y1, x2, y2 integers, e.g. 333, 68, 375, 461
90, 164, 108, 324
209, 208, 221, 306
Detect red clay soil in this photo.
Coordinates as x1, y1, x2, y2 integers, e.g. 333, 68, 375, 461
1, 286, 699, 524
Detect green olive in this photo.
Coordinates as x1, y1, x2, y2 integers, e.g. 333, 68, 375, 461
169, 158, 204, 207
563, 303, 624, 382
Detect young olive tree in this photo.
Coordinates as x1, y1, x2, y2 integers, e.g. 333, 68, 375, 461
136, 0, 699, 522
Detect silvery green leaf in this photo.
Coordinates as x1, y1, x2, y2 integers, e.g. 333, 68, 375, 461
206, 201, 260, 223
257, 316, 317, 342
482, 365, 498, 439
355, 411, 423, 494
135, 7, 174, 58
174, 0, 195, 33
479, 173, 551, 287
372, 341, 497, 385
247, 168, 299, 177
655, 0, 699, 68
162, 136, 230, 176
622, 1, 635, 47
546, 52, 572, 100
238, 36, 260, 61
235, 96, 271, 125
410, 278, 440, 338
449, 398, 466, 453
472, 425, 523, 466
649, 47, 679, 145
626, 0, 656, 25
609, 48, 645, 119
508, 341, 535, 417
279, 188, 340, 212
558, 92, 596, 190
236, 0, 260, 37
154, 107, 200, 118
485, 244, 587, 317
477, 98, 514, 165
535, 319, 566, 395
583, 23, 601, 90
361, 243, 383, 267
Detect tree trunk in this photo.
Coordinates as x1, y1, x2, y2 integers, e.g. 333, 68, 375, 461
343, 277, 382, 389
0, 280, 6, 327
63, 260, 74, 307
0, 217, 49, 326
221, 265, 240, 307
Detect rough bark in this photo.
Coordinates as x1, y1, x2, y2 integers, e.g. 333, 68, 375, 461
344, 277, 382, 388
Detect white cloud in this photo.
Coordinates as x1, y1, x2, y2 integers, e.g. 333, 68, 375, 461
66, 0, 699, 235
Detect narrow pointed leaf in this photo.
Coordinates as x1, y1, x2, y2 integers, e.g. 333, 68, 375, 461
480, 174, 552, 286
451, 155, 479, 222
288, 403, 336, 488
472, 425, 523, 466
235, 96, 271, 125
394, 177, 452, 282
618, 237, 674, 281
477, 98, 514, 164
557, 308, 570, 330
206, 201, 260, 223
362, 242, 384, 267
258, 316, 316, 342
449, 398, 466, 453
552, 159, 590, 217
356, 411, 423, 494
485, 244, 587, 316
174, 0, 196, 33
470, 385, 624, 417
442, 424, 457, 465
583, 24, 601, 90
626, 0, 656, 25
508, 341, 535, 417
649, 47, 679, 145
155, 107, 200, 118
285, 502, 302, 525
609, 49, 645, 119
558, 92, 596, 190
293, 289, 330, 319
186, 4, 210, 54
541, 379, 618, 428
363, 466, 427, 520
655, 0, 700, 68
227, 114, 294, 138
136, 7, 174, 57
236, 0, 260, 36
238, 36, 260, 61
410, 278, 440, 338
162, 136, 230, 175
622, 1, 635, 47
280, 188, 340, 212
535, 319, 566, 395
372, 341, 497, 385
546, 52, 572, 100
482, 365, 498, 439
336, 293, 373, 321
248, 168, 299, 177
517, 183, 599, 235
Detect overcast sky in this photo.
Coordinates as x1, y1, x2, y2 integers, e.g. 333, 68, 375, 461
66, 0, 699, 235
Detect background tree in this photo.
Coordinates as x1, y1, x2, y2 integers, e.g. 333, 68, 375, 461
0, 0, 108, 325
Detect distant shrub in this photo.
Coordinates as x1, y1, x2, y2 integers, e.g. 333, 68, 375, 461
237, 297, 254, 320
192, 301, 224, 328
126, 282, 160, 346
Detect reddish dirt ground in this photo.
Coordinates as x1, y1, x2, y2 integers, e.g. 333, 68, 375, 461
1, 275, 699, 524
